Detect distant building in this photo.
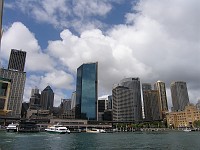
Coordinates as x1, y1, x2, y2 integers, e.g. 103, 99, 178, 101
119, 78, 143, 122
112, 86, 135, 122
170, 81, 189, 111
97, 99, 108, 121
75, 62, 98, 120
21, 102, 29, 118
71, 91, 76, 109
142, 83, 152, 91
29, 87, 41, 109
107, 95, 112, 109
154, 81, 168, 112
143, 90, 162, 121
0, 77, 11, 115
40, 86, 54, 111
166, 104, 200, 128
196, 100, 200, 110
8, 49, 26, 72
0, 68, 26, 118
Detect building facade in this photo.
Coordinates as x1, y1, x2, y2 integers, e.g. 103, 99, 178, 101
154, 81, 168, 112
166, 104, 200, 128
40, 86, 54, 111
8, 49, 26, 72
0, 77, 11, 115
119, 78, 143, 122
0, 69, 26, 117
112, 86, 134, 122
29, 87, 41, 109
97, 99, 108, 121
143, 90, 162, 121
75, 62, 98, 120
170, 81, 190, 111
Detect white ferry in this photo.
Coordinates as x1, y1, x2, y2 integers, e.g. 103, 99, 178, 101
86, 128, 106, 133
6, 123, 18, 132
45, 125, 70, 134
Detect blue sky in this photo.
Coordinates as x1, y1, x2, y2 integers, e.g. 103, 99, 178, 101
1, 0, 200, 107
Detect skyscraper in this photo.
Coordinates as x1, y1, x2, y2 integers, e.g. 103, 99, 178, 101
143, 90, 162, 121
0, 68, 26, 117
112, 78, 142, 122
170, 81, 190, 111
112, 86, 135, 122
154, 81, 168, 112
142, 83, 152, 121
40, 86, 54, 111
119, 78, 143, 122
75, 62, 98, 120
8, 49, 26, 72
29, 87, 40, 109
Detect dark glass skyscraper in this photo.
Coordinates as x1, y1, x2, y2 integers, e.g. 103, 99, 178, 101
40, 86, 54, 111
8, 49, 26, 72
75, 62, 98, 120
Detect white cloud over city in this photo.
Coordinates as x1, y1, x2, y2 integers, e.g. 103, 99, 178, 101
2, 0, 200, 107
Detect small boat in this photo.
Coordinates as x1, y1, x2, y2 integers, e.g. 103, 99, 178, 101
6, 123, 18, 132
183, 128, 191, 132
86, 128, 106, 133
45, 125, 70, 134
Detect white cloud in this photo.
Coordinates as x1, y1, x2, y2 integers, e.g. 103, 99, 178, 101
2, 0, 200, 108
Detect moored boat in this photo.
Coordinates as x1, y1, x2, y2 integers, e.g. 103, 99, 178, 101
45, 125, 70, 134
183, 128, 191, 132
86, 128, 106, 133
6, 123, 19, 132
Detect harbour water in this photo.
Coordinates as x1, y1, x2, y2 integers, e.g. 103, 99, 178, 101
0, 131, 200, 150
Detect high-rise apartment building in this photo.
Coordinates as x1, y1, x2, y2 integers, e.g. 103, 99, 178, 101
40, 86, 54, 111
97, 99, 108, 121
112, 78, 142, 122
154, 81, 168, 112
170, 81, 189, 111
8, 49, 26, 72
75, 62, 98, 120
0, 69, 26, 117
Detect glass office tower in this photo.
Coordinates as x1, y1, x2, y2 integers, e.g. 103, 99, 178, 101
75, 62, 98, 120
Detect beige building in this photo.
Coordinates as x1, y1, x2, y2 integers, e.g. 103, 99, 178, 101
0, 77, 11, 115
166, 104, 200, 128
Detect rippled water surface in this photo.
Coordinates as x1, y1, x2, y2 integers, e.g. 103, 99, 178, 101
0, 131, 200, 150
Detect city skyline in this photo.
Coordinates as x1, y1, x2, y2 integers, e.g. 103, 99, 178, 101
0, 0, 199, 108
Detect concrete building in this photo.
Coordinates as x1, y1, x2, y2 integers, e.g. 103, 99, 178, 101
154, 81, 168, 112
8, 49, 26, 72
40, 86, 54, 111
0, 77, 11, 115
0, 69, 26, 118
119, 78, 143, 122
166, 104, 200, 128
170, 81, 189, 112
75, 62, 98, 120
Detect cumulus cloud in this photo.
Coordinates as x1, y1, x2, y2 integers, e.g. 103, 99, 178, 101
1, 22, 75, 106
2, 0, 200, 108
